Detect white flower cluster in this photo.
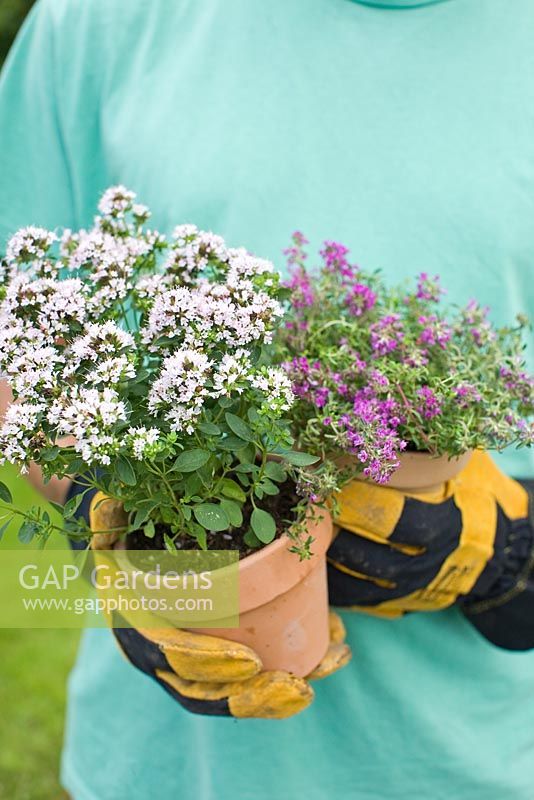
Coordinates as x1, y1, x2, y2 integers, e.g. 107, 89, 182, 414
5, 342, 64, 399
98, 185, 137, 218
0, 403, 44, 469
0, 185, 292, 467
66, 229, 151, 311
141, 279, 282, 352
48, 387, 127, 465
164, 224, 228, 283
127, 426, 161, 460
66, 321, 136, 386
6, 226, 57, 265
226, 248, 275, 284
249, 367, 294, 413
147, 349, 293, 434
212, 350, 251, 396
148, 350, 212, 433
2, 274, 87, 337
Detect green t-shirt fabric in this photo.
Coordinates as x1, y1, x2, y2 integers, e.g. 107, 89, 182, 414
1, 1, 534, 798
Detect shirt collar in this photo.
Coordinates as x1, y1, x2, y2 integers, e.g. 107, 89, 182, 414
354, 1, 452, 8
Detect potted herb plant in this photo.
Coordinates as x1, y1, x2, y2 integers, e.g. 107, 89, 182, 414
0, 188, 335, 676
280, 233, 534, 492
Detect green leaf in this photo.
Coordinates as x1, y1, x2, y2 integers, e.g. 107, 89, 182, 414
234, 463, 256, 474
218, 396, 234, 409
181, 505, 192, 521
0, 519, 12, 542
117, 457, 137, 486
238, 443, 257, 464
193, 503, 229, 532
41, 447, 60, 462
0, 482, 13, 505
244, 528, 262, 549
65, 458, 85, 475
220, 478, 247, 503
219, 434, 247, 451
174, 449, 210, 472
250, 508, 276, 544
164, 533, 177, 553
260, 479, 280, 496
133, 507, 150, 530
225, 413, 254, 442
18, 520, 39, 545
198, 422, 221, 436
63, 492, 84, 519
183, 473, 202, 496
195, 527, 208, 550
143, 520, 156, 539
264, 461, 287, 482
281, 451, 320, 467
220, 499, 243, 528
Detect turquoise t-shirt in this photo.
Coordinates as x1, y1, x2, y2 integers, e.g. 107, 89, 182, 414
1, 1, 534, 798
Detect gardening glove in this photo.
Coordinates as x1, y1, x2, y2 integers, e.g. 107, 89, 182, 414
327, 450, 534, 650
86, 491, 351, 719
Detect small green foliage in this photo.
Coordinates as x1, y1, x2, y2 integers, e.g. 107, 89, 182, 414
174, 449, 210, 472
193, 503, 229, 532
0, 481, 13, 504
250, 508, 276, 544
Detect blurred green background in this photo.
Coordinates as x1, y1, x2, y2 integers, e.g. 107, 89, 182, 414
0, 0, 35, 65
1, 4, 80, 799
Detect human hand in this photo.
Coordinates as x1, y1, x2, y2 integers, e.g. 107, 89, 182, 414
327, 451, 534, 649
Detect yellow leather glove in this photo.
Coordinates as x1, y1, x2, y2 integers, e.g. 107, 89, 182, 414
328, 451, 534, 649
88, 492, 351, 719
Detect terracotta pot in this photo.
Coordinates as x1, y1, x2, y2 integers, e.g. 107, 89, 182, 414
189, 510, 333, 677
383, 449, 473, 492
349, 449, 473, 493
91, 497, 333, 678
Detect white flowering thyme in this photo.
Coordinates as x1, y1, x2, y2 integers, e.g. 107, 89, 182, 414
0, 187, 320, 557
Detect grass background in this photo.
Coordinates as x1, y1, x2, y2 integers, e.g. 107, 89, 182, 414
0, 467, 80, 800
1, 5, 80, 799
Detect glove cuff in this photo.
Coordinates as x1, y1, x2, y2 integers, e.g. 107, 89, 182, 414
460, 481, 534, 650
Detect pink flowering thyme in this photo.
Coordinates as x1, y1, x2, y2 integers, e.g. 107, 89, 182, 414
280, 234, 534, 483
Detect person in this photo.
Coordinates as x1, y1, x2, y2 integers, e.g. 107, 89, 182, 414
1, 0, 533, 797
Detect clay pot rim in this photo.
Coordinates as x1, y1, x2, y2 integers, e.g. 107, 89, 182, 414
374, 448, 474, 492
110, 506, 333, 616
216, 508, 332, 614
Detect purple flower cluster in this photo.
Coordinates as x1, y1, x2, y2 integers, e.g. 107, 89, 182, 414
345, 283, 377, 317
416, 272, 444, 303
320, 241, 355, 279
417, 314, 452, 349
283, 231, 309, 267
462, 300, 494, 347
282, 234, 534, 481
340, 388, 406, 483
370, 314, 404, 356
416, 386, 442, 419
284, 356, 405, 484
285, 267, 315, 311
499, 367, 534, 406
454, 383, 482, 408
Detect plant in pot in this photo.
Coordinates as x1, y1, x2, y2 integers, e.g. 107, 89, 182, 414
279, 233, 534, 493
0, 188, 341, 677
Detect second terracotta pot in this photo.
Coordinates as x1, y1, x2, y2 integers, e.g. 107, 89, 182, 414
382, 449, 473, 493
